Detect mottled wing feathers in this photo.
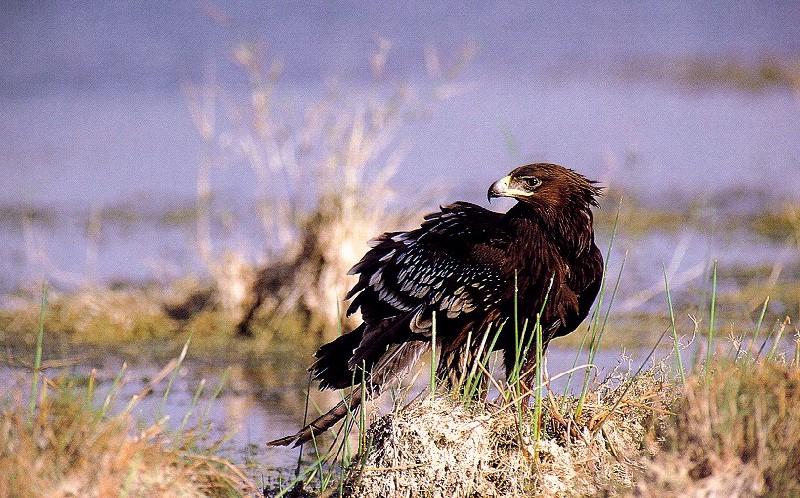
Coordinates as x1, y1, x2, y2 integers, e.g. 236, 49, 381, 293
418, 201, 503, 241
346, 202, 510, 335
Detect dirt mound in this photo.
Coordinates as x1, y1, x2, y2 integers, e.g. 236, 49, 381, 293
343, 368, 671, 497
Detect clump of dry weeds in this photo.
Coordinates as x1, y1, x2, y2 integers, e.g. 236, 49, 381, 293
634, 360, 800, 497
342, 365, 672, 497
0, 391, 256, 498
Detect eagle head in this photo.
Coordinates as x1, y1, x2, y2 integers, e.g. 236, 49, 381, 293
488, 163, 603, 209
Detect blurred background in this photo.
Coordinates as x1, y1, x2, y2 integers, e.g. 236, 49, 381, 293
1, 0, 799, 480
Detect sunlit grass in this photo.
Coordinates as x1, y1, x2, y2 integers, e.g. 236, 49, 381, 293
2, 286, 255, 497
639, 359, 800, 496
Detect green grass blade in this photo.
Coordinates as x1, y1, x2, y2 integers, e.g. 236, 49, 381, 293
462, 324, 491, 403
101, 362, 127, 418
178, 378, 207, 434
750, 296, 770, 353
575, 198, 622, 418
532, 314, 544, 455
706, 260, 718, 367
513, 277, 554, 387
275, 453, 329, 498
293, 372, 313, 478
756, 319, 779, 361
513, 270, 520, 388
663, 265, 686, 383
593, 250, 627, 352
576, 250, 626, 418
28, 281, 48, 420
459, 329, 473, 391
160, 332, 193, 417
198, 366, 230, 437
465, 322, 505, 403
509, 319, 530, 387
359, 360, 367, 453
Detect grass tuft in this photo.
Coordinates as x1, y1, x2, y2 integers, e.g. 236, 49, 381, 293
706, 260, 718, 368
636, 360, 800, 496
3, 368, 255, 498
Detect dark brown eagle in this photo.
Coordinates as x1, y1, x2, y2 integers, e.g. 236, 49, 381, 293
268, 163, 603, 447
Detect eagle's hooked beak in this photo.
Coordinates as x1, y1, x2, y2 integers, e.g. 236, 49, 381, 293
487, 175, 512, 203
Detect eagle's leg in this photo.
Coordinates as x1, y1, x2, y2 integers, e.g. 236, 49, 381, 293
436, 339, 487, 399
436, 344, 466, 392
503, 341, 549, 409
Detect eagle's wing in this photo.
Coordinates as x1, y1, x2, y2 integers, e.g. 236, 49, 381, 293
275, 203, 512, 447
346, 202, 511, 344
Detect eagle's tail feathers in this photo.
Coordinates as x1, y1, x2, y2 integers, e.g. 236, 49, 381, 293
267, 390, 363, 447
268, 340, 429, 447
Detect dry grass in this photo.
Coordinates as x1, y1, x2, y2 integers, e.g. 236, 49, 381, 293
749, 203, 800, 244
0, 390, 256, 498
633, 360, 800, 497
341, 365, 672, 497
313, 353, 800, 498
674, 57, 800, 92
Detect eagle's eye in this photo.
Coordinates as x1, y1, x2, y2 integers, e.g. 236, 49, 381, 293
518, 176, 542, 188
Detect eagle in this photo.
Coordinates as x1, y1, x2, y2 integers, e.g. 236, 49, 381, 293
268, 163, 604, 447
